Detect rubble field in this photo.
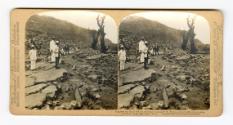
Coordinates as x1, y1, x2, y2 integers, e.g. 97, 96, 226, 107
25, 49, 118, 110
118, 49, 210, 110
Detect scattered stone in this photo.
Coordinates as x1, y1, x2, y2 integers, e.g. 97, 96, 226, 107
176, 55, 190, 61
118, 84, 137, 94
149, 102, 160, 109
26, 77, 36, 87
160, 65, 166, 71
32, 68, 67, 83
142, 105, 152, 110
41, 85, 58, 98
118, 85, 145, 108
87, 74, 98, 81
176, 75, 188, 81
157, 101, 164, 108
118, 93, 134, 108
25, 84, 48, 96
74, 88, 82, 108
120, 68, 156, 84
162, 88, 169, 108
25, 93, 47, 109
140, 101, 148, 107
179, 93, 187, 100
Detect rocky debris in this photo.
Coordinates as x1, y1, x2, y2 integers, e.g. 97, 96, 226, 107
160, 65, 166, 71
176, 54, 191, 61
86, 54, 107, 60
162, 88, 169, 108
25, 93, 47, 109
87, 74, 98, 81
119, 47, 210, 110
26, 83, 48, 96
118, 85, 145, 108
41, 85, 58, 98
74, 88, 82, 108
29, 68, 67, 83
25, 84, 58, 109
120, 68, 156, 85
118, 84, 137, 94
26, 77, 36, 87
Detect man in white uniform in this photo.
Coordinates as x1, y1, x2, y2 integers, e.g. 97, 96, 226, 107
118, 45, 126, 71
29, 45, 37, 70
50, 37, 56, 62
138, 37, 145, 63
143, 41, 149, 69
54, 41, 60, 69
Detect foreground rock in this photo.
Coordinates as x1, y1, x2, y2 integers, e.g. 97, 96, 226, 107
120, 67, 155, 85
26, 83, 48, 96
25, 93, 47, 109
118, 85, 145, 108
29, 68, 67, 83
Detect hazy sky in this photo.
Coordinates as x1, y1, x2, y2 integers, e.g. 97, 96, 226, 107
38, 11, 118, 44
127, 12, 210, 44
38, 11, 210, 44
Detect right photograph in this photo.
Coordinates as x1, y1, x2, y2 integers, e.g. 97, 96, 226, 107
118, 12, 210, 110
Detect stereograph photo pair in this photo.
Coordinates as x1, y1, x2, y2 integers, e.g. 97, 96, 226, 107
10, 9, 223, 116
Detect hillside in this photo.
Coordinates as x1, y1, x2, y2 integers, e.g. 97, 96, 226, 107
119, 16, 209, 53
25, 15, 118, 110
26, 15, 116, 54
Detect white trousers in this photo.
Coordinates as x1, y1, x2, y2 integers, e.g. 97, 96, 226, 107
140, 53, 145, 63
120, 60, 125, 71
30, 60, 36, 70
51, 53, 56, 62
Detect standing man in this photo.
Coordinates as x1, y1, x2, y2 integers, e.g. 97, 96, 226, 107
138, 37, 145, 63
29, 45, 37, 70
155, 42, 159, 55
118, 45, 126, 71
54, 41, 60, 69
143, 41, 149, 69
50, 37, 56, 63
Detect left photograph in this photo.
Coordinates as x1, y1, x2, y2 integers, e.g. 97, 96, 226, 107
25, 11, 118, 110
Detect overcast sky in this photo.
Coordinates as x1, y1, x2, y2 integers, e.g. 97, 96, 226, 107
38, 11, 118, 44
127, 11, 210, 44
38, 11, 210, 44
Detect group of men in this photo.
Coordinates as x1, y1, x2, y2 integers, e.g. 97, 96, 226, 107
49, 38, 60, 69
28, 37, 60, 70
118, 37, 151, 71
138, 37, 149, 69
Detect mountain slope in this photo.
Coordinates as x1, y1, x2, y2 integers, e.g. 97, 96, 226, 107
26, 15, 116, 54
119, 16, 209, 53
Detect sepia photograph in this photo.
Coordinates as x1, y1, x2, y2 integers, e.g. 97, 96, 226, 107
10, 9, 222, 116
24, 11, 118, 110
118, 12, 210, 110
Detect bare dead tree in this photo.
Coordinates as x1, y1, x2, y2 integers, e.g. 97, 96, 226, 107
181, 16, 197, 53
187, 17, 197, 53
94, 15, 107, 53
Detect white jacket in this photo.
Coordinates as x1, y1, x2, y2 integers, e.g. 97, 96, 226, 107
50, 40, 55, 51
142, 45, 148, 58
53, 45, 59, 57
29, 49, 37, 61
118, 50, 126, 61
139, 40, 145, 52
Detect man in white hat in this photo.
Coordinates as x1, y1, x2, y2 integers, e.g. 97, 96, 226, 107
29, 45, 37, 70
118, 44, 126, 71
54, 41, 60, 69
143, 41, 149, 69
138, 37, 146, 63
50, 37, 56, 62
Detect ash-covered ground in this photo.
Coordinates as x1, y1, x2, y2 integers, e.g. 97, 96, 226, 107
25, 48, 118, 110
118, 49, 210, 110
